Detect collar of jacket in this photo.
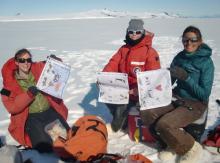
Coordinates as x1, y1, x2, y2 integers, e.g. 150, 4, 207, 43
181, 43, 212, 59
124, 34, 153, 50
1, 57, 40, 92
124, 34, 145, 46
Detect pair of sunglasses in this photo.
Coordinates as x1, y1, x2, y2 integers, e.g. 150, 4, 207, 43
182, 37, 199, 43
17, 58, 32, 63
128, 30, 143, 35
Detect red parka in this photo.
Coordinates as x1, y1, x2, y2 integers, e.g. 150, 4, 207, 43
1, 58, 68, 147
103, 33, 161, 100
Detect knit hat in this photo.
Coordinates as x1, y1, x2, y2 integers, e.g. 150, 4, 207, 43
127, 19, 144, 31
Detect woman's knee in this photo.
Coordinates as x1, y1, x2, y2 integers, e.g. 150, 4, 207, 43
34, 142, 53, 153
140, 109, 159, 126
155, 118, 173, 133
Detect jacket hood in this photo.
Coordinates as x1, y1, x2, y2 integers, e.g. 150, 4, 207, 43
124, 31, 154, 49
183, 43, 212, 58
1, 57, 18, 89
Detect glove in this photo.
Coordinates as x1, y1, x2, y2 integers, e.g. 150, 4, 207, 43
129, 88, 138, 96
170, 66, 188, 81
50, 54, 62, 62
28, 86, 39, 96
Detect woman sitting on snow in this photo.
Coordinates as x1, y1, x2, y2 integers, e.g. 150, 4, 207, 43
0, 49, 69, 153
140, 26, 214, 163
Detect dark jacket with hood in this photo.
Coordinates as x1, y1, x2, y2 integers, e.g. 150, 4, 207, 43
171, 43, 214, 102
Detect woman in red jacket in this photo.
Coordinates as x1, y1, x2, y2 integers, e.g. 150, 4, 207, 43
0, 49, 69, 153
103, 19, 161, 132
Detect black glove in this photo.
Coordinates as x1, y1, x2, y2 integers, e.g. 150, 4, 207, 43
50, 54, 62, 62
28, 86, 39, 96
170, 66, 188, 81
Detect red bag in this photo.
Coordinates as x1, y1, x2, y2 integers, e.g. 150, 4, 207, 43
203, 125, 220, 153
128, 107, 155, 143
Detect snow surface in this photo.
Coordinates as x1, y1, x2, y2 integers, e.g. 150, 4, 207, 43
0, 16, 220, 162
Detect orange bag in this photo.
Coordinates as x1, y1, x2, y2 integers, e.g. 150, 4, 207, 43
53, 115, 108, 161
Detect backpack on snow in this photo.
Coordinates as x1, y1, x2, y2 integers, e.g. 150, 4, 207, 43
53, 115, 108, 162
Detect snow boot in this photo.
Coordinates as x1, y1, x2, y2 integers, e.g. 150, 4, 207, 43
0, 145, 23, 163
178, 141, 203, 163
158, 148, 176, 161
108, 104, 128, 132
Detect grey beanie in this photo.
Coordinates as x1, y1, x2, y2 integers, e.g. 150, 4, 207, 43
127, 19, 144, 31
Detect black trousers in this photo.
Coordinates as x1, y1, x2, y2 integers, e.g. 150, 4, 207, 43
25, 108, 69, 153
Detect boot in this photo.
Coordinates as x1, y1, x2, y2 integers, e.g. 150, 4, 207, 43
178, 141, 203, 163
111, 111, 127, 132
109, 105, 128, 132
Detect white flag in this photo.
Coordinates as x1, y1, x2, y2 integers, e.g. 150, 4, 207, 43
137, 69, 172, 110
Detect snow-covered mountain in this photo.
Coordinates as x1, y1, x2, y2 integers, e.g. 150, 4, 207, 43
67, 8, 182, 19
0, 9, 183, 22
100, 8, 183, 18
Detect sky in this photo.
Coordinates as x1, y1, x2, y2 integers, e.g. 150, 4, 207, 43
0, 0, 220, 17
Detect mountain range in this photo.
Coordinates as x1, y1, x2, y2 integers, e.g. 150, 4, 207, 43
0, 9, 185, 22
2, 8, 220, 22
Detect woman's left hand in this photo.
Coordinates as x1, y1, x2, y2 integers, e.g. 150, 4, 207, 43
129, 88, 138, 96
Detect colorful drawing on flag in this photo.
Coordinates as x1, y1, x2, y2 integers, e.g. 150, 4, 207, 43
137, 69, 172, 110
36, 57, 71, 99
97, 72, 129, 104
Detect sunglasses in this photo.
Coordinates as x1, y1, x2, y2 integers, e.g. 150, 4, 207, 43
128, 30, 143, 35
182, 37, 199, 43
17, 58, 32, 63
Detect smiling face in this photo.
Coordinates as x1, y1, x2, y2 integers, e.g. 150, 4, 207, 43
15, 52, 32, 76
182, 32, 202, 53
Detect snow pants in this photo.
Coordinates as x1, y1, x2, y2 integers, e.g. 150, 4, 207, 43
140, 98, 207, 155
